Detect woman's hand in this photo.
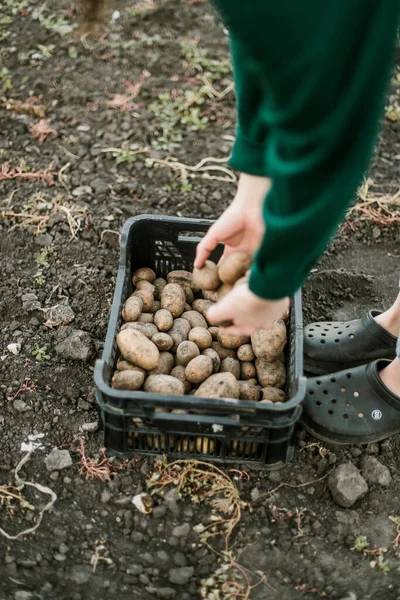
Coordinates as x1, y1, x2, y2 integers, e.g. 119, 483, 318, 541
207, 283, 289, 336
194, 174, 270, 268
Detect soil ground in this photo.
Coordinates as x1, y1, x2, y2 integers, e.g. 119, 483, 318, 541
1, 2, 400, 599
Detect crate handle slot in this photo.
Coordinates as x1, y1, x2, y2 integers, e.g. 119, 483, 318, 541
152, 413, 240, 427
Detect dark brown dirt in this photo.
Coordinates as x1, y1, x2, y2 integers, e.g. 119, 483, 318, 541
1, 2, 400, 600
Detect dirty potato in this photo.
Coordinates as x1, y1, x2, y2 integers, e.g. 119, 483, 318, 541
260, 387, 286, 402
220, 357, 241, 379
132, 267, 156, 286
117, 329, 159, 370
169, 318, 191, 351
148, 352, 175, 375
170, 365, 192, 394
192, 260, 220, 291
251, 320, 287, 362
112, 370, 145, 391
149, 300, 162, 314
238, 380, 261, 401
217, 330, 249, 350
116, 359, 146, 375
135, 280, 156, 295
151, 332, 173, 352
176, 340, 200, 366
144, 374, 185, 396
237, 344, 255, 362
167, 270, 193, 287
122, 296, 143, 322
208, 326, 219, 341
161, 283, 186, 318
133, 288, 153, 313
210, 341, 236, 361
154, 309, 173, 332
189, 326, 212, 350
121, 322, 158, 339
195, 372, 239, 399
255, 359, 286, 389
216, 283, 233, 300
192, 299, 214, 323
138, 313, 154, 324
202, 348, 221, 374
181, 310, 208, 329
185, 355, 214, 384
218, 252, 251, 285
240, 361, 256, 380
153, 277, 167, 298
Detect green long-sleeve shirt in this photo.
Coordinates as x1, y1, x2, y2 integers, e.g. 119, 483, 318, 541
213, 0, 400, 299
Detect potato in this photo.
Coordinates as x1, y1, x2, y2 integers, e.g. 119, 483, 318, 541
181, 310, 207, 329
210, 341, 236, 361
248, 378, 258, 386
144, 374, 184, 396
117, 329, 159, 370
276, 352, 286, 364
167, 270, 193, 287
202, 348, 221, 374
186, 355, 214, 384
238, 380, 261, 401
220, 357, 241, 379
138, 313, 154, 324
195, 372, 239, 399
176, 341, 200, 366
152, 332, 173, 352
196, 437, 216, 453
203, 290, 219, 302
255, 359, 286, 388
161, 283, 186, 318
240, 361, 256, 380
184, 303, 192, 312
217, 330, 249, 350
133, 289, 153, 313
132, 267, 156, 286
112, 370, 145, 391
218, 252, 251, 285
148, 352, 174, 375
260, 387, 286, 403
189, 327, 212, 350
182, 286, 194, 305
122, 296, 143, 322
237, 344, 255, 362
192, 299, 214, 323
192, 260, 220, 291
121, 322, 158, 339
170, 365, 192, 394
154, 309, 173, 332
208, 326, 219, 341
154, 277, 167, 298
251, 320, 287, 362
116, 359, 146, 375
169, 318, 191, 351
149, 300, 162, 314
135, 280, 156, 295
216, 283, 233, 300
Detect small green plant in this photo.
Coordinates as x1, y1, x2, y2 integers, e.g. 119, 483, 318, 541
370, 555, 390, 575
36, 246, 52, 269
115, 149, 138, 166
34, 275, 45, 287
4, 0, 31, 15
0, 68, 13, 92
353, 535, 370, 552
32, 344, 50, 362
180, 38, 231, 82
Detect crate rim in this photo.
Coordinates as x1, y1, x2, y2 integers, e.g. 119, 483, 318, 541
96, 213, 306, 416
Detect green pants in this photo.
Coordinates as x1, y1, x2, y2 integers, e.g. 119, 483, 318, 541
212, 0, 400, 299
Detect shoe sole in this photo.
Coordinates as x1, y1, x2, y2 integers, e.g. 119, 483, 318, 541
300, 418, 400, 446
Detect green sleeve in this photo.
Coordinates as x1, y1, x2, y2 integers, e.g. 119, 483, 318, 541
228, 36, 270, 176
213, 0, 399, 300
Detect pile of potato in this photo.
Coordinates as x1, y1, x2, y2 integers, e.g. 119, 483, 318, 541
112, 252, 288, 405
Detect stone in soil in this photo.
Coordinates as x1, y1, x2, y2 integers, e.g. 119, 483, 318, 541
361, 456, 392, 487
168, 566, 194, 585
328, 463, 368, 508
44, 448, 73, 471
171, 522, 191, 538
55, 329, 93, 361
44, 303, 75, 327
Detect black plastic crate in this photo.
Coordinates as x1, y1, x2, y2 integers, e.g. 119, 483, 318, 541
95, 214, 306, 469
